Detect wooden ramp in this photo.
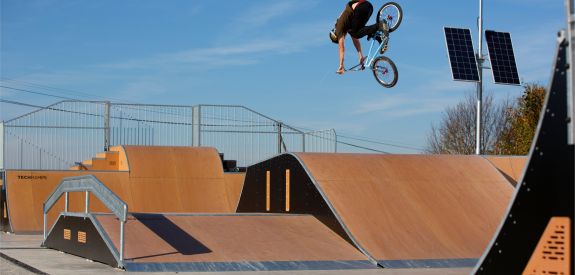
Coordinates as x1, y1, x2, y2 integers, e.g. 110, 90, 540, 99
484, 155, 527, 185
43, 213, 375, 272
238, 153, 514, 268
40, 152, 515, 271
4, 146, 244, 233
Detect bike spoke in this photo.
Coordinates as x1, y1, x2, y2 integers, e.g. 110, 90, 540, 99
379, 4, 401, 30
382, 9, 396, 26
375, 65, 395, 84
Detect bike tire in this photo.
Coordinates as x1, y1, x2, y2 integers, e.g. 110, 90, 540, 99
372, 56, 398, 88
377, 2, 403, 32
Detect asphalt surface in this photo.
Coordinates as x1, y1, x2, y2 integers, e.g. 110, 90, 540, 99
0, 232, 472, 275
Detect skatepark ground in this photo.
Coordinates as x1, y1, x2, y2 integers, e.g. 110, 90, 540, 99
0, 233, 473, 275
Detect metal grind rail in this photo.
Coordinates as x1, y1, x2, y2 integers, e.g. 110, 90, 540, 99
42, 175, 128, 268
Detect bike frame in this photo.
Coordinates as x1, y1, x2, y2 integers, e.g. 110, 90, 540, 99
347, 30, 389, 72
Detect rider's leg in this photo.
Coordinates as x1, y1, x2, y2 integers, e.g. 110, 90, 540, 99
351, 24, 378, 39
349, 1, 373, 39
354, 20, 388, 41
351, 37, 366, 66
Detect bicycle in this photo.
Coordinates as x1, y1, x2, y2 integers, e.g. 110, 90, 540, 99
331, 2, 403, 88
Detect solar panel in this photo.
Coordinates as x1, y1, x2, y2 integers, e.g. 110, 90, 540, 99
444, 27, 480, 82
485, 30, 520, 85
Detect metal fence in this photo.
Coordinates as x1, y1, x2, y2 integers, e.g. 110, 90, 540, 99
1, 101, 336, 170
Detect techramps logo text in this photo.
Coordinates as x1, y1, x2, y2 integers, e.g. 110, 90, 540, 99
17, 175, 48, 180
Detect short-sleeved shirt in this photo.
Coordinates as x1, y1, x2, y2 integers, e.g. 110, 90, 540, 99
334, 0, 372, 39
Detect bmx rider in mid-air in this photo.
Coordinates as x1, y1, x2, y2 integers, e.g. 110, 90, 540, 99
333, 0, 389, 74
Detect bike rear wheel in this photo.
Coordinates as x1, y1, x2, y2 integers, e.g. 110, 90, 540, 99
372, 56, 398, 88
377, 2, 403, 32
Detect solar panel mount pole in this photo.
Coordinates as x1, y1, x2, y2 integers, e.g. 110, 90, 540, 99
476, 0, 485, 155
567, 0, 574, 144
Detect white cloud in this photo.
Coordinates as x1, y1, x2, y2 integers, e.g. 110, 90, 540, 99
237, 2, 300, 27
354, 76, 470, 118
97, 19, 329, 71
356, 93, 458, 118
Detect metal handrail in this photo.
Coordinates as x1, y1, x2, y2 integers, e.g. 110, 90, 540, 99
43, 174, 128, 266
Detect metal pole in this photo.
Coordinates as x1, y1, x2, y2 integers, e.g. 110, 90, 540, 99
567, 0, 574, 144
43, 205, 47, 241
277, 122, 283, 154
0, 122, 4, 170
476, 0, 484, 155
119, 204, 126, 266
64, 192, 69, 213
333, 129, 338, 153
120, 220, 124, 264
302, 134, 306, 152
20, 139, 23, 169
85, 191, 89, 214
104, 101, 111, 151
192, 105, 201, 147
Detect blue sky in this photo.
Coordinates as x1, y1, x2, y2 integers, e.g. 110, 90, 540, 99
0, 0, 568, 153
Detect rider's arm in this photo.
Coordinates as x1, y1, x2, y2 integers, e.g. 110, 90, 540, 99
337, 35, 345, 73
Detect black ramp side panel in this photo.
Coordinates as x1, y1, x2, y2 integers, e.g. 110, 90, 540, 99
475, 38, 574, 274
0, 188, 9, 232
237, 154, 352, 245
43, 216, 118, 267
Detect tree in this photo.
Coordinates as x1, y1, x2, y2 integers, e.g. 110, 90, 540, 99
426, 83, 547, 155
426, 91, 511, 154
494, 84, 546, 155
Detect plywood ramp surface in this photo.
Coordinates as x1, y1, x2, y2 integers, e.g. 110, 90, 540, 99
97, 214, 367, 263
6, 146, 240, 233
5, 171, 131, 233
484, 156, 527, 185
295, 153, 514, 261
123, 146, 234, 212
223, 173, 245, 209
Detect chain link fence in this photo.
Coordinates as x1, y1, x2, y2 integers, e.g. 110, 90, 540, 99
1, 101, 336, 170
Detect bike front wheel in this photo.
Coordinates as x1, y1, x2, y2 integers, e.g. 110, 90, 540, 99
377, 2, 403, 32
372, 56, 398, 88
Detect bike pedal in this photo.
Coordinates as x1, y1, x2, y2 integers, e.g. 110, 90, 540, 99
380, 44, 388, 54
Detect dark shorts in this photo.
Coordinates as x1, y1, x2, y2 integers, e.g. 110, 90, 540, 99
349, 2, 373, 36
334, 1, 374, 39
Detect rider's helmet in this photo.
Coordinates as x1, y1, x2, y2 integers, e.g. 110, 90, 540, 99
329, 29, 338, 44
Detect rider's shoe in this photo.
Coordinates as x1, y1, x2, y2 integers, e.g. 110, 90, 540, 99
378, 20, 389, 36
380, 40, 388, 54
377, 21, 389, 54
330, 29, 338, 44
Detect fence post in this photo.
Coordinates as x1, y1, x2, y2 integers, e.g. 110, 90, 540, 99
302, 133, 306, 152
104, 101, 111, 151
192, 105, 201, 147
0, 122, 4, 170
333, 129, 338, 153
20, 139, 23, 169
277, 122, 283, 154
